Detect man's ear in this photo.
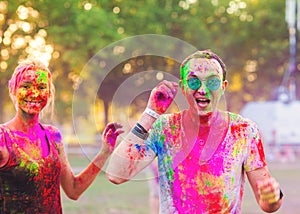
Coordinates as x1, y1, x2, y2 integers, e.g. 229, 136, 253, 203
179, 80, 183, 87
221, 80, 228, 93
179, 80, 189, 95
179, 80, 185, 91
223, 80, 228, 89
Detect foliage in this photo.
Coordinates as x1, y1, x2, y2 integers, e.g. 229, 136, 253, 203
0, 0, 298, 127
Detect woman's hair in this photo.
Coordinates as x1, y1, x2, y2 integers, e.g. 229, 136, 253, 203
180, 50, 227, 82
8, 58, 55, 119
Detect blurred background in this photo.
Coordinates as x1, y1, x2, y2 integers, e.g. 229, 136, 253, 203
0, 0, 300, 213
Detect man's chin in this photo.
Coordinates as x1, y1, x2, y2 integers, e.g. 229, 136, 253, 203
189, 103, 214, 116
194, 108, 212, 117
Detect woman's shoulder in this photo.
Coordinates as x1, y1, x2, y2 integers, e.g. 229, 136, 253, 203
41, 123, 60, 132
0, 124, 6, 145
0, 125, 9, 168
0, 124, 11, 141
41, 124, 62, 145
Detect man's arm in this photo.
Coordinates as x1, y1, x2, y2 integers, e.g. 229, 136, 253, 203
247, 166, 282, 213
106, 80, 178, 184
106, 112, 157, 184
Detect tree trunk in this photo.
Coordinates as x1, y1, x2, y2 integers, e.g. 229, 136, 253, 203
103, 100, 109, 127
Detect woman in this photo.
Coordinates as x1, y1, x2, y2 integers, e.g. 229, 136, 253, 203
0, 59, 123, 213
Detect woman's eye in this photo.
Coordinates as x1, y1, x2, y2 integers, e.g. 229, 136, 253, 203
21, 85, 29, 89
38, 84, 48, 90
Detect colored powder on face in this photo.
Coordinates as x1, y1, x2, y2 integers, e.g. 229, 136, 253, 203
180, 63, 190, 89
35, 70, 48, 83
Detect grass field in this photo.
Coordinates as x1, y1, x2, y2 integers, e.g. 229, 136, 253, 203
62, 153, 300, 214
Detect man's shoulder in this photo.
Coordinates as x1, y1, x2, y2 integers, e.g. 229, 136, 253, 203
156, 112, 181, 123
228, 112, 257, 126
151, 112, 182, 131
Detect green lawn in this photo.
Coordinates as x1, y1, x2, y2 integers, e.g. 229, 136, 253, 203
62, 154, 300, 214
62, 154, 151, 214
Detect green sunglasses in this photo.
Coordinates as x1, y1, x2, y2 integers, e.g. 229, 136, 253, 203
187, 77, 221, 91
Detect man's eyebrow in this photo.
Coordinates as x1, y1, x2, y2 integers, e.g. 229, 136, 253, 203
187, 73, 220, 78
207, 74, 220, 78
187, 71, 197, 76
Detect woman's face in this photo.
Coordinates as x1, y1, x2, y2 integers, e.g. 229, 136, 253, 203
16, 69, 50, 115
181, 58, 228, 116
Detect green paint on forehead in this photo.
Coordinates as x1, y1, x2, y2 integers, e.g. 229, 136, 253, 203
35, 69, 48, 83
180, 62, 191, 88
181, 58, 223, 87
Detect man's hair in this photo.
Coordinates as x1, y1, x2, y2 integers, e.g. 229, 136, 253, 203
8, 58, 55, 120
180, 50, 227, 81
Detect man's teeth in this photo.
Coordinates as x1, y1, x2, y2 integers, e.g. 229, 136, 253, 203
196, 99, 210, 103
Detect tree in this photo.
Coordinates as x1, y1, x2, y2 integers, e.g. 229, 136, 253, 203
0, 0, 297, 127
0, 1, 54, 122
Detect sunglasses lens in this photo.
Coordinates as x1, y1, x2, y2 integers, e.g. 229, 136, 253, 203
187, 78, 201, 90
207, 78, 221, 90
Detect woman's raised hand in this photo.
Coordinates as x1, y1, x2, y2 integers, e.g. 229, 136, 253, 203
101, 122, 124, 154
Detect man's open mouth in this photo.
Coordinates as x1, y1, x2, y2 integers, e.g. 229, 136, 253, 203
196, 98, 210, 104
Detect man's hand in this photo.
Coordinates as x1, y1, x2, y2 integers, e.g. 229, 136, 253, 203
147, 80, 178, 114
257, 177, 281, 204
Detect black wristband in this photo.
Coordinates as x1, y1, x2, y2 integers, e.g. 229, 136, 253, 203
131, 126, 149, 140
279, 189, 283, 200
136, 123, 148, 133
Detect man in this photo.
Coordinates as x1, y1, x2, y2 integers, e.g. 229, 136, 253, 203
107, 50, 283, 213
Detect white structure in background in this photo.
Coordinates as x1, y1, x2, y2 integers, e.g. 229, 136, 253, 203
240, 0, 300, 162
241, 101, 300, 162
241, 101, 300, 146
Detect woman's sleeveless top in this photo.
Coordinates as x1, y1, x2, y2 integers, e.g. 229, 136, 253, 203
0, 125, 62, 214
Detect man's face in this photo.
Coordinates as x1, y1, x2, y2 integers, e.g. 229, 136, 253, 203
181, 58, 228, 116
16, 69, 50, 115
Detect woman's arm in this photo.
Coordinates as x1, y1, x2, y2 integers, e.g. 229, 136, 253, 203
57, 122, 123, 200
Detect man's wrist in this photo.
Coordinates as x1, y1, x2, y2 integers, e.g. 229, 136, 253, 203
138, 110, 158, 130
144, 107, 160, 119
